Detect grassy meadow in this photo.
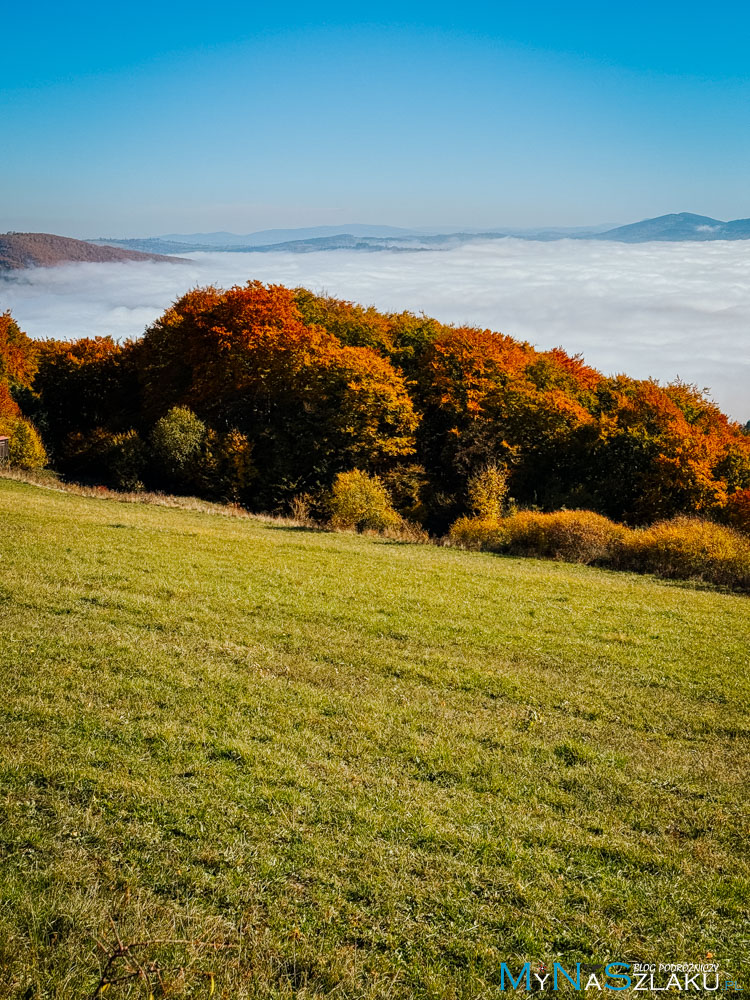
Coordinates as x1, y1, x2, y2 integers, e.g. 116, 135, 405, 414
0, 478, 748, 998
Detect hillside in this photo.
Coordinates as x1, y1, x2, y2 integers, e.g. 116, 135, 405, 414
592, 212, 750, 242
0, 232, 185, 270
1, 478, 747, 997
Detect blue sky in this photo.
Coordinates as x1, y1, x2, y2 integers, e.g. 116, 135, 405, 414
3, 1, 750, 236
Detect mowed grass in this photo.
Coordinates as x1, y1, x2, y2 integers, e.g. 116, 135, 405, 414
0, 479, 748, 999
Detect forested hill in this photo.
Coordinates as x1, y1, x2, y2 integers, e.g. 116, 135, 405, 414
0, 232, 185, 270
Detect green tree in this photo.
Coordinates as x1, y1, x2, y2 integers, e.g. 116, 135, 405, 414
151, 407, 207, 485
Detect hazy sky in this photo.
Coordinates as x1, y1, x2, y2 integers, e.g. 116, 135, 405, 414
2, 241, 748, 420
3, 1, 750, 236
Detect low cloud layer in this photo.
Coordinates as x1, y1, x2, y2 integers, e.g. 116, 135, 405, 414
2, 239, 748, 420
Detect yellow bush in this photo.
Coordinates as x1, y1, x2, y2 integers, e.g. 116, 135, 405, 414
0, 417, 47, 469
467, 463, 508, 520
450, 509, 624, 563
450, 508, 749, 592
449, 516, 506, 551
617, 517, 750, 592
503, 509, 627, 563
329, 469, 401, 532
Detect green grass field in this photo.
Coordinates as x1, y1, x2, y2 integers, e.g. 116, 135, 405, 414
1, 478, 748, 998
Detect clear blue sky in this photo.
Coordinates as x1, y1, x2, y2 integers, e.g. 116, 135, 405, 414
3, 1, 750, 237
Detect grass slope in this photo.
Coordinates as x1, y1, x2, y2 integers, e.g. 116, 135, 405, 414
0, 479, 748, 998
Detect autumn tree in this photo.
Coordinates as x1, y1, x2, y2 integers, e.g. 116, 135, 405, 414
581, 378, 750, 522
0, 311, 38, 394
294, 289, 444, 376
0, 312, 46, 468
31, 336, 139, 457
0, 311, 39, 423
413, 327, 599, 525
135, 282, 417, 507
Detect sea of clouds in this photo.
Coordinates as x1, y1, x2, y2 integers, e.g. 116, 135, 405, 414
1, 239, 748, 420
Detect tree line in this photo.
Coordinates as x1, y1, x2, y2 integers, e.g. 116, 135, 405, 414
2, 282, 749, 533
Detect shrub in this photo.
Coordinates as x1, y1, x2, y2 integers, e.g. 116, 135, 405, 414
450, 509, 750, 592
449, 509, 625, 563
467, 462, 508, 520
502, 510, 627, 563
329, 469, 401, 532
151, 407, 207, 483
0, 417, 47, 469
289, 492, 315, 524
617, 517, 750, 592
449, 516, 506, 551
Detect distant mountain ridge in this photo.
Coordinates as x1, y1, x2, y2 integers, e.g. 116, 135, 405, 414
158, 224, 418, 246
90, 213, 750, 255
0, 232, 186, 271
5, 215, 746, 270
591, 213, 750, 242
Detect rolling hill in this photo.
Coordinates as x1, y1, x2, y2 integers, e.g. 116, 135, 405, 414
592, 212, 750, 242
0, 232, 186, 270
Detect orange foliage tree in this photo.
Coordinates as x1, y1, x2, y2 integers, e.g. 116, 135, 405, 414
408, 323, 749, 526
31, 336, 137, 456
413, 328, 601, 522
0, 311, 39, 420
133, 282, 417, 505
0, 311, 47, 467
0, 311, 38, 392
588, 378, 750, 522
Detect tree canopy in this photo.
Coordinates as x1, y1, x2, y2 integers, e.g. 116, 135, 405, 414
3, 284, 748, 527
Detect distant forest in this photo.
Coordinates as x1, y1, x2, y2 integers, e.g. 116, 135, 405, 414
2, 282, 749, 532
